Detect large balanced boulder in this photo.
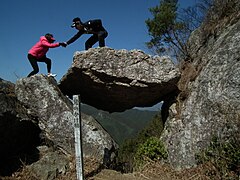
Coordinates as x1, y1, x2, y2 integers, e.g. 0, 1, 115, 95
59, 47, 180, 112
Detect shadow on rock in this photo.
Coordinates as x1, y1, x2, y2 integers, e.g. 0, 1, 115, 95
0, 112, 41, 176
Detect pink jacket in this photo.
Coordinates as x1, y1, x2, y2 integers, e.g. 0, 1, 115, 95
28, 36, 60, 59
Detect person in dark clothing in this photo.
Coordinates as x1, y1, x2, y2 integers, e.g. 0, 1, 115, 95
63, 17, 108, 50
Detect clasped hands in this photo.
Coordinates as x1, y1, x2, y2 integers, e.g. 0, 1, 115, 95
59, 42, 67, 48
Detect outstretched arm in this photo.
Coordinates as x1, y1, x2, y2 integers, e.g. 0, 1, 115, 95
41, 39, 60, 48
66, 31, 83, 45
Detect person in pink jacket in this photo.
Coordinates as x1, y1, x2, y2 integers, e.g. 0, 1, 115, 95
27, 33, 65, 77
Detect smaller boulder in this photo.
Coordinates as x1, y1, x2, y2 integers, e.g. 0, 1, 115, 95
15, 75, 118, 162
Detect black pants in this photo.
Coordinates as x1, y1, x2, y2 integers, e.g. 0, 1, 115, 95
27, 54, 51, 77
85, 30, 108, 50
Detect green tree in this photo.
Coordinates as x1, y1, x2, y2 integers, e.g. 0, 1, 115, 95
145, 0, 210, 60
146, 0, 185, 57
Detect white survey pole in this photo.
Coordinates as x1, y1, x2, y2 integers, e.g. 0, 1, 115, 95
73, 95, 84, 180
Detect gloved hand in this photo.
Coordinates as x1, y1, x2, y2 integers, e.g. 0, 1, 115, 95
59, 42, 67, 47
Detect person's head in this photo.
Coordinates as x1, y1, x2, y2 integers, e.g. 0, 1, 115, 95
71, 17, 84, 30
45, 33, 55, 43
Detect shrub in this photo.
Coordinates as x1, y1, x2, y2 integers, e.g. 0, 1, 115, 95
196, 136, 240, 179
134, 137, 167, 169
115, 114, 164, 172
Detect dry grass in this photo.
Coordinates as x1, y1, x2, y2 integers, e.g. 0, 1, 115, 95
200, 0, 240, 44
1, 154, 237, 180
135, 160, 221, 180
0, 156, 102, 180
174, 60, 201, 119
178, 60, 199, 92
57, 156, 104, 180
88, 160, 223, 180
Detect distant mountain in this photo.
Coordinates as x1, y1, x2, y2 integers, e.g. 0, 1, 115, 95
81, 104, 159, 144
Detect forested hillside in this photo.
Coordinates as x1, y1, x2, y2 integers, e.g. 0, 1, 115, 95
81, 104, 158, 144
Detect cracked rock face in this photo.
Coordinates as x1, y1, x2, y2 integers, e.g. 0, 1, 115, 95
59, 47, 180, 112
161, 16, 240, 169
15, 75, 118, 159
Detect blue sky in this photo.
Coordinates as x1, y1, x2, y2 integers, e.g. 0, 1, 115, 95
0, 0, 197, 83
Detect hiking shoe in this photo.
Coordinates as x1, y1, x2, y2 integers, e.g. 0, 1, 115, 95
48, 73, 57, 77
